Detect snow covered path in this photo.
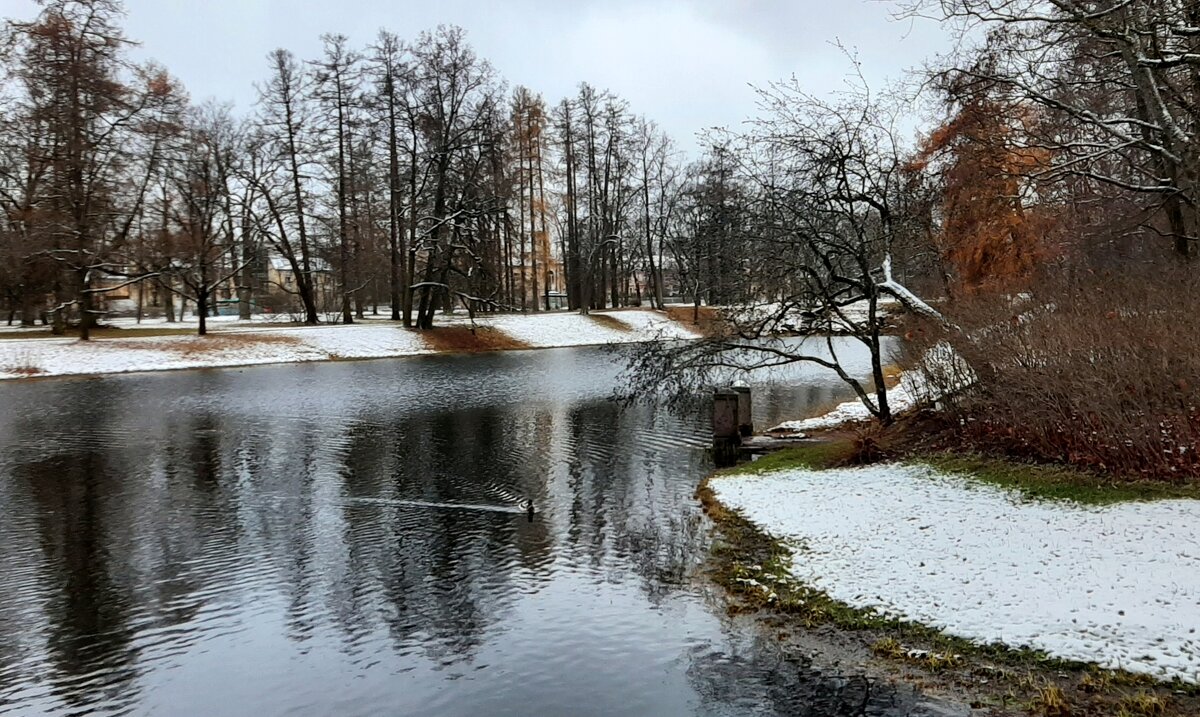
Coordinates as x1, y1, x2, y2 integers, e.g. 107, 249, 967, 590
0, 310, 696, 380
710, 464, 1200, 683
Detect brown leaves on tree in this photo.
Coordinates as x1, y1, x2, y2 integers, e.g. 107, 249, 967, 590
916, 93, 1054, 295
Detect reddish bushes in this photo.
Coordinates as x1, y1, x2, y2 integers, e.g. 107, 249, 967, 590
904, 263, 1200, 480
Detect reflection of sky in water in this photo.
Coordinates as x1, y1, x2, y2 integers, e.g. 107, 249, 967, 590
0, 339, 928, 717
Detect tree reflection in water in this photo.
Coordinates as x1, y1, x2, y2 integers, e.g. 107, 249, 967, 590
0, 341, 943, 716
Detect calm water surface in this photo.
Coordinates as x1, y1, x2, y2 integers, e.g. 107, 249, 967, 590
0, 340, 935, 716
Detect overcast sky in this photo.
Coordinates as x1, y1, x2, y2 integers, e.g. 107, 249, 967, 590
4, 0, 953, 154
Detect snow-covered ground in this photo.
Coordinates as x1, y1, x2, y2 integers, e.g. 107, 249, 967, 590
713, 297, 901, 335
465, 309, 695, 348
711, 464, 1200, 683
769, 378, 918, 434
0, 310, 696, 380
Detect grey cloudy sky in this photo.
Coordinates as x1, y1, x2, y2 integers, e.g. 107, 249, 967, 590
4, 0, 953, 153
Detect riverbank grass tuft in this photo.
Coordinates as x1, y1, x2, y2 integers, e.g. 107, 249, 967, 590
718, 440, 855, 476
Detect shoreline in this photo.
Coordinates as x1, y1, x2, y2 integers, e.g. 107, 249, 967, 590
702, 404, 1200, 716
698, 466, 1200, 715
0, 340, 634, 384
0, 309, 698, 382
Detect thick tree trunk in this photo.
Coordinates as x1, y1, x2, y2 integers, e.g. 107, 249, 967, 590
20, 291, 38, 327
528, 134, 539, 312
77, 270, 94, 341
403, 126, 419, 328
239, 215, 254, 320
197, 290, 208, 336
387, 81, 402, 321
163, 277, 176, 322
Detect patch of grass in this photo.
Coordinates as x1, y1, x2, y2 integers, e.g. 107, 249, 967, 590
418, 325, 531, 353
919, 452, 1200, 505
1118, 691, 1169, 717
718, 440, 855, 476
1078, 667, 1163, 697
1031, 684, 1072, 716
869, 639, 962, 672
870, 637, 905, 659
587, 314, 633, 332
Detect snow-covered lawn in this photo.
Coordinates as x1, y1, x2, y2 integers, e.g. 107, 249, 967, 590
0, 310, 696, 380
710, 464, 1200, 683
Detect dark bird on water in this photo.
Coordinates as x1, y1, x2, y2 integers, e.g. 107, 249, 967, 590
522, 498, 535, 520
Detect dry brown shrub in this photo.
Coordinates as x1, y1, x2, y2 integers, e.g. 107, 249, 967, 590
903, 261, 1200, 479
0, 349, 44, 376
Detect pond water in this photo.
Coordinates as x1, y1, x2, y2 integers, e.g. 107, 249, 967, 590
0, 340, 937, 716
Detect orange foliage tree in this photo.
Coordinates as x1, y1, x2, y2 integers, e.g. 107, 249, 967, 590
914, 88, 1054, 294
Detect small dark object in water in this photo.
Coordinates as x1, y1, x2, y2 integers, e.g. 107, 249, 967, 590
521, 498, 534, 520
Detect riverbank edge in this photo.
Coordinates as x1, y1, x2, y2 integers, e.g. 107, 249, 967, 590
0, 308, 706, 382
0, 333, 678, 383
697, 438, 1200, 716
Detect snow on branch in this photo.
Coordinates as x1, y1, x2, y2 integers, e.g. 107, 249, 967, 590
876, 254, 943, 322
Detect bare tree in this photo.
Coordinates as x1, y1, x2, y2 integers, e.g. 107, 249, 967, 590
311, 33, 362, 324
625, 80, 940, 424
408, 26, 502, 329
7, 0, 183, 338
164, 104, 251, 335
255, 48, 319, 323
368, 30, 408, 321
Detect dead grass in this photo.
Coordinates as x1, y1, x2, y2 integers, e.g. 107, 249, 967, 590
587, 313, 634, 332
664, 305, 725, 336
0, 347, 45, 376
119, 333, 301, 359
1031, 684, 1072, 716
0, 359, 44, 376
418, 326, 531, 353
1118, 692, 1170, 717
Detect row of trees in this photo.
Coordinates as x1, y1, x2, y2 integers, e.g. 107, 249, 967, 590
0, 0, 718, 337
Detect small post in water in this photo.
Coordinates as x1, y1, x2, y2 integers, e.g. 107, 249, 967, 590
733, 385, 753, 437
712, 389, 741, 467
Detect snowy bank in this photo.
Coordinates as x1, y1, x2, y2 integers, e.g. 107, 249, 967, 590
767, 344, 971, 434
768, 375, 919, 434
710, 464, 1200, 683
0, 310, 697, 380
